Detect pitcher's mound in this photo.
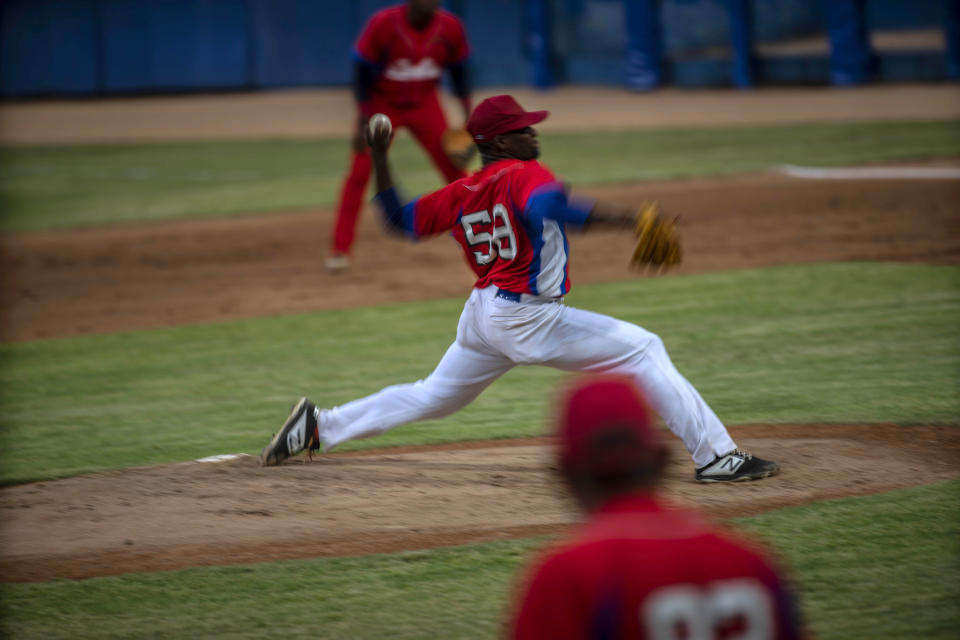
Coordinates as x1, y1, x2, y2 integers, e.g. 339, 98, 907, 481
1, 424, 957, 582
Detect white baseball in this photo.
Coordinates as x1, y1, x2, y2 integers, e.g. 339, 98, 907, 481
368, 113, 392, 139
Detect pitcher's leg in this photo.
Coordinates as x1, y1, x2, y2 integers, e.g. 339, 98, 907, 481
543, 306, 736, 467
622, 331, 736, 466
319, 342, 513, 449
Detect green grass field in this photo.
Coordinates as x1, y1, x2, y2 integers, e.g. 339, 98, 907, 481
0, 262, 957, 636
2, 479, 957, 639
1, 118, 958, 638
1, 119, 958, 232
1, 262, 957, 484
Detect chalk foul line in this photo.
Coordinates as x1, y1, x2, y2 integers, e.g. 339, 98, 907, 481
779, 164, 960, 180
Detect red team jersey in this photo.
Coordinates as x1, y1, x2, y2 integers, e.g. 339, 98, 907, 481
354, 5, 469, 109
400, 159, 591, 297
510, 494, 802, 640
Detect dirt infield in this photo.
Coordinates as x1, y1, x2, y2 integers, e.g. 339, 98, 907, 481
2, 425, 959, 582
1, 169, 958, 582
1, 87, 958, 583
2, 171, 959, 341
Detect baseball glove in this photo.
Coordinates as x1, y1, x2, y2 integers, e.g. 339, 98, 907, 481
630, 202, 683, 269
441, 128, 477, 169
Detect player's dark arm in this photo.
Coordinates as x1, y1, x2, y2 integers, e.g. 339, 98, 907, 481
583, 201, 638, 230
353, 59, 377, 108
351, 59, 379, 151
370, 144, 396, 196
447, 62, 472, 119
368, 131, 414, 238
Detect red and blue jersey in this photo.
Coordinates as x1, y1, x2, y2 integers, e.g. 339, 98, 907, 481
354, 5, 469, 109
398, 159, 592, 297
510, 494, 804, 640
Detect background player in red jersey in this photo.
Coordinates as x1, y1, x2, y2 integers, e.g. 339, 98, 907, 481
508, 375, 805, 639
327, 0, 473, 272
262, 95, 779, 484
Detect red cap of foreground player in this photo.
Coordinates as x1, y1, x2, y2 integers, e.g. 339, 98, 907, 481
557, 375, 665, 477
466, 95, 549, 142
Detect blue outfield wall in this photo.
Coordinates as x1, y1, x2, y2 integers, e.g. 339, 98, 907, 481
451, 0, 529, 87
1, 0, 100, 96
555, 0, 956, 88
247, 0, 349, 88
0, 0, 956, 98
99, 0, 250, 92
247, 0, 396, 87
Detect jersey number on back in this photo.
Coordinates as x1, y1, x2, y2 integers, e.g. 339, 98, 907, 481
642, 579, 774, 639
461, 204, 517, 265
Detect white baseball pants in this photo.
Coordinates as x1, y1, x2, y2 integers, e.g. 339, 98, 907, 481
318, 285, 736, 467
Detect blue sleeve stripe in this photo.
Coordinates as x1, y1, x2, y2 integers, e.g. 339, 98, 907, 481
524, 190, 562, 224
564, 194, 595, 226
529, 180, 565, 198
375, 187, 403, 231
525, 190, 593, 226
402, 198, 419, 238
374, 189, 420, 240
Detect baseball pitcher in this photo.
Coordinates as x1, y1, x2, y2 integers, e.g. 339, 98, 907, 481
263, 94, 779, 483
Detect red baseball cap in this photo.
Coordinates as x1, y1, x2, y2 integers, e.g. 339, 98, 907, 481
557, 375, 665, 476
466, 95, 549, 142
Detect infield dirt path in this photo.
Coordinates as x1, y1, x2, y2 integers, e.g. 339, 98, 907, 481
3, 425, 959, 582
1, 172, 957, 582
0, 86, 958, 582
2, 171, 958, 342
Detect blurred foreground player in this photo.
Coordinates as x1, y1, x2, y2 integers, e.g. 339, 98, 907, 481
262, 95, 779, 483
327, 0, 473, 272
509, 375, 804, 639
